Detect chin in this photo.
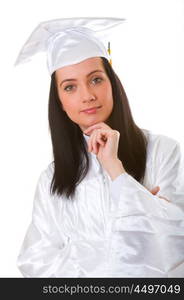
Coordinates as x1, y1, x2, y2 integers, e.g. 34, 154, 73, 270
84, 119, 104, 127
77, 115, 109, 130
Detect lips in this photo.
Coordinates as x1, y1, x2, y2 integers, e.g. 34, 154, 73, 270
81, 105, 101, 113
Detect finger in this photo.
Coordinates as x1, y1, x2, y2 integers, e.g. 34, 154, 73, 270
95, 132, 101, 154
88, 130, 98, 153
91, 131, 98, 154
149, 186, 159, 193
97, 130, 109, 145
91, 132, 96, 154
93, 130, 106, 153
150, 186, 160, 195
84, 126, 101, 136
87, 132, 93, 152
96, 131, 105, 146
84, 122, 110, 135
88, 129, 111, 153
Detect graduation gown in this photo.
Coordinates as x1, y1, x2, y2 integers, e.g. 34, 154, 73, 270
17, 129, 184, 277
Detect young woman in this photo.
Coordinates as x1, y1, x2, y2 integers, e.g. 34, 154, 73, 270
16, 18, 184, 277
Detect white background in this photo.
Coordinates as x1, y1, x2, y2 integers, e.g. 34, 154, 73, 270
0, 0, 183, 277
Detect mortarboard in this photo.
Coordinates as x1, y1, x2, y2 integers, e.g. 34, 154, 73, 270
15, 17, 125, 75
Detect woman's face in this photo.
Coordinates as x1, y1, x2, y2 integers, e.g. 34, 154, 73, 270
55, 57, 113, 131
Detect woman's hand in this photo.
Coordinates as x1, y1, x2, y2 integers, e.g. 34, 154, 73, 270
149, 186, 170, 202
84, 123, 171, 200
83, 122, 126, 180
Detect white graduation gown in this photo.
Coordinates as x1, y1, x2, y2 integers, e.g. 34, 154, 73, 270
17, 129, 184, 277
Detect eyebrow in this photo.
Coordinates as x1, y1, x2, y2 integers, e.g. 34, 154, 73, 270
60, 69, 104, 86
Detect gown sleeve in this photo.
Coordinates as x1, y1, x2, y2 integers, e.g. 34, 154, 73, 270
17, 170, 80, 277
109, 137, 184, 276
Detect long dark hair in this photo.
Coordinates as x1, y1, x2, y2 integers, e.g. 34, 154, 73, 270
48, 57, 148, 199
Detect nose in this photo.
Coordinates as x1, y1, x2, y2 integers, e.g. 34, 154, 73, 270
80, 84, 96, 103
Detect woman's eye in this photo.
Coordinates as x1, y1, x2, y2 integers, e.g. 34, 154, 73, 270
64, 85, 74, 92
92, 77, 103, 84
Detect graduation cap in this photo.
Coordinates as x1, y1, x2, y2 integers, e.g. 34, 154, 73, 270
15, 17, 125, 75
